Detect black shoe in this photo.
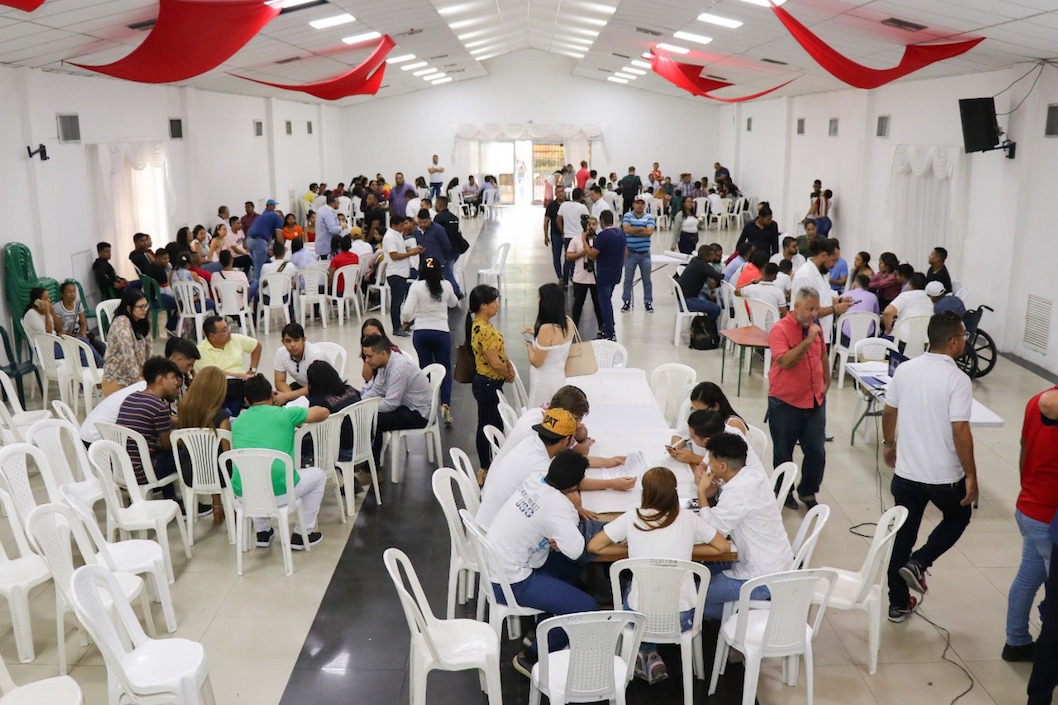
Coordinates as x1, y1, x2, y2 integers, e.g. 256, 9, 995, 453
197, 503, 214, 518
888, 595, 917, 623
799, 494, 818, 509
899, 561, 929, 595
512, 650, 537, 678
256, 528, 275, 547
291, 531, 323, 550
621, 302, 631, 312
1002, 642, 1035, 662
784, 493, 799, 510
644, 303, 654, 313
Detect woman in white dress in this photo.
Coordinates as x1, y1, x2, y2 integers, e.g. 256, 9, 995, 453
524, 283, 575, 407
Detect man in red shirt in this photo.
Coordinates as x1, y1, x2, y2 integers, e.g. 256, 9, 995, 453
1005, 385, 1058, 662
328, 234, 359, 295
575, 160, 590, 191
767, 287, 830, 509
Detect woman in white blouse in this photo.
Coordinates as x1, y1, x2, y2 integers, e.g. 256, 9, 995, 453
400, 258, 458, 424
524, 283, 575, 408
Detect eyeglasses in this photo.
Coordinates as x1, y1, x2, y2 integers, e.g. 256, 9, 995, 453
133, 303, 150, 311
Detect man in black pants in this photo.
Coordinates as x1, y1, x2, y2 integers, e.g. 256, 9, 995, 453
1028, 515, 1058, 704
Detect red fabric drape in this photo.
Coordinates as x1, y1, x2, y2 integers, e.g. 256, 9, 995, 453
0, 0, 45, 10
231, 35, 395, 100
68, 0, 280, 83
651, 50, 796, 102
771, 3, 983, 90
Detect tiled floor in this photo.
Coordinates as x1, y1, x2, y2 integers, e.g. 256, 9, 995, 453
2, 206, 1051, 704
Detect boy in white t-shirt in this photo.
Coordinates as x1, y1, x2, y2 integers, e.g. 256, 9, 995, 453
734, 262, 790, 319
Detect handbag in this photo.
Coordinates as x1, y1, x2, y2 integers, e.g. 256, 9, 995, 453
454, 343, 476, 383
564, 325, 599, 377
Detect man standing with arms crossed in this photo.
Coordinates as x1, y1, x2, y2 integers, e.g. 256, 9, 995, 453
883, 311, 978, 622
427, 154, 445, 198
621, 194, 655, 313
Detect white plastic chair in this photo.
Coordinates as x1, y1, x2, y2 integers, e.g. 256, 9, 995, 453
315, 341, 348, 380
709, 198, 732, 230
609, 558, 711, 705
383, 547, 502, 705
170, 428, 236, 546
210, 278, 255, 336
813, 505, 908, 674
69, 565, 216, 705
653, 198, 669, 229
0, 444, 47, 528
25, 418, 104, 507
650, 363, 697, 428
0, 370, 51, 442
853, 336, 899, 364
94, 422, 180, 498
482, 425, 504, 461
745, 424, 768, 462
86, 440, 192, 584
892, 314, 931, 358
693, 196, 708, 217
297, 268, 329, 328
0, 648, 81, 704
718, 280, 737, 337
770, 462, 799, 512
495, 391, 518, 436
366, 259, 390, 317
218, 449, 310, 577
531, 611, 646, 705
337, 397, 382, 509
482, 187, 500, 218
61, 486, 178, 633
832, 311, 880, 388
0, 488, 50, 664
477, 243, 510, 288
57, 336, 103, 417
730, 196, 748, 229
258, 273, 293, 336
591, 339, 628, 369
510, 365, 530, 415
386, 364, 444, 484
171, 280, 210, 342
31, 334, 72, 413
294, 413, 347, 524
710, 569, 838, 705
432, 468, 485, 620
460, 509, 543, 641
669, 278, 700, 347
328, 264, 363, 327
95, 298, 121, 345
449, 188, 471, 217
51, 400, 78, 428
790, 503, 830, 570
26, 503, 157, 675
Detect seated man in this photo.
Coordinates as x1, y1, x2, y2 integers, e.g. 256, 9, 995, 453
770, 236, 806, 272
486, 451, 597, 677
883, 272, 934, 337
841, 274, 880, 345
774, 258, 793, 299
231, 374, 329, 549
925, 280, 966, 318
677, 245, 723, 320
115, 357, 183, 499
197, 315, 263, 416
722, 241, 753, 283
476, 408, 632, 529
734, 262, 789, 318
696, 432, 793, 618
360, 334, 433, 466
92, 241, 132, 296
328, 234, 360, 294
735, 249, 768, 289
82, 337, 200, 444
494, 385, 613, 465
925, 247, 953, 294
273, 323, 331, 405
462, 175, 482, 214
290, 237, 317, 270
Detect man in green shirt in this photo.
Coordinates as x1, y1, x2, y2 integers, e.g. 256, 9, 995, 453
231, 374, 330, 549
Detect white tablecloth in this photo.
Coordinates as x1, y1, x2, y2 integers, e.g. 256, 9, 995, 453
566, 368, 667, 430
581, 427, 698, 514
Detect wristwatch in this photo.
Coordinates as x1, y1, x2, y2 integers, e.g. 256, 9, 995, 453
248, 367, 257, 374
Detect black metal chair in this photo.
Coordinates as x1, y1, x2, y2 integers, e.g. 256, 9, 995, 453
0, 325, 42, 409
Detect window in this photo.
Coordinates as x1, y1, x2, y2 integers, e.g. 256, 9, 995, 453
796, 117, 805, 135
1046, 105, 1058, 137
876, 115, 890, 138
307, 121, 313, 134
56, 114, 81, 143
285, 120, 293, 135
253, 120, 263, 137
828, 118, 839, 137
746, 117, 752, 132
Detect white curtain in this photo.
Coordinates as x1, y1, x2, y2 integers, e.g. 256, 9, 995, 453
87, 142, 174, 279
451, 122, 609, 178
889, 145, 961, 268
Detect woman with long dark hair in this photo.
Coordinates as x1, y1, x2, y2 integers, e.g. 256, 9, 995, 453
400, 258, 458, 424
467, 284, 514, 483
868, 251, 901, 309
101, 288, 153, 395
525, 282, 574, 407
852, 251, 874, 281
306, 359, 361, 462
668, 383, 747, 464
588, 466, 729, 683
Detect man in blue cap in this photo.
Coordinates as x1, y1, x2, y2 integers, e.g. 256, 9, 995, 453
246, 198, 284, 282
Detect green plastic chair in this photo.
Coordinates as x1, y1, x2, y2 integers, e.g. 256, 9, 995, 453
138, 276, 162, 339
71, 279, 96, 322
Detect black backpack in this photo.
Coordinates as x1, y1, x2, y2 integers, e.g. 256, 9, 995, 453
689, 314, 720, 350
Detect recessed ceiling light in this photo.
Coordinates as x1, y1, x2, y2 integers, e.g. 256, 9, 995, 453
423, 72, 445, 80
656, 42, 690, 54
739, 0, 786, 5
614, 72, 635, 80
574, 1, 618, 14
432, 77, 453, 84
631, 59, 650, 69
607, 76, 628, 84
309, 13, 354, 29
401, 61, 428, 70
386, 54, 416, 64
622, 66, 645, 75
342, 31, 382, 45
413, 67, 435, 76
697, 12, 743, 29
673, 31, 712, 46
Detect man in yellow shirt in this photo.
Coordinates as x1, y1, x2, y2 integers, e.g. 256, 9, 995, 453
303, 183, 318, 205
197, 315, 262, 416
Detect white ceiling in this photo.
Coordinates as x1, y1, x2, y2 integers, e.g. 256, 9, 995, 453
0, 0, 1056, 104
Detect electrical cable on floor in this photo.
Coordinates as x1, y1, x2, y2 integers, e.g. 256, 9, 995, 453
915, 604, 976, 705
849, 389, 886, 539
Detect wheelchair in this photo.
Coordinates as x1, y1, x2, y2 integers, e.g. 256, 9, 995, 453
955, 305, 997, 379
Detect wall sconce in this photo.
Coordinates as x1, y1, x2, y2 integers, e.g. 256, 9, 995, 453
27, 144, 48, 161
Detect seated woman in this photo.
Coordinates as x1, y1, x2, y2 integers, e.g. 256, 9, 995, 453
170, 252, 217, 313
22, 285, 101, 370
588, 467, 730, 684
54, 281, 105, 365
669, 382, 747, 465
176, 366, 231, 517
305, 360, 361, 464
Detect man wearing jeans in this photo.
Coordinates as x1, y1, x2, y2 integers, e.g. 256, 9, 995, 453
767, 288, 829, 510
245, 198, 283, 282
584, 210, 625, 341
621, 195, 655, 312
381, 216, 423, 336
882, 312, 978, 623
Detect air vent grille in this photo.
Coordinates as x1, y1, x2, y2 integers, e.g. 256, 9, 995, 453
705, 74, 727, 81
275, 56, 302, 65
168, 118, 183, 140
882, 17, 927, 32
612, 52, 630, 59
127, 19, 156, 31
1024, 295, 1052, 353
635, 27, 662, 37
56, 114, 80, 143
761, 58, 787, 65
429, 54, 448, 60
396, 28, 423, 38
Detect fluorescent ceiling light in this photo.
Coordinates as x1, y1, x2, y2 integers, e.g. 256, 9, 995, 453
464, 38, 492, 48
474, 52, 501, 61
401, 61, 428, 70
614, 72, 635, 80
449, 18, 483, 29
607, 76, 628, 84
432, 77, 453, 84
342, 31, 382, 45
573, 1, 617, 14
673, 31, 712, 46
576, 17, 608, 26
622, 66, 645, 75
656, 42, 689, 54
280, 0, 318, 8
458, 29, 491, 41
413, 67, 436, 76
437, 3, 474, 15
555, 50, 586, 59
697, 12, 743, 29
739, 0, 785, 5
423, 72, 445, 80
631, 59, 650, 69
561, 36, 594, 45
470, 45, 501, 55
309, 13, 355, 29
567, 26, 599, 38
642, 52, 653, 59
386, 54, 415, 64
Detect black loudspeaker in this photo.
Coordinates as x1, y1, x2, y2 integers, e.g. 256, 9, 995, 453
959, 98, 1001, 153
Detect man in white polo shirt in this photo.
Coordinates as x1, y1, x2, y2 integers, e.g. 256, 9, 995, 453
882, 271, 934, 337
273, 322, 331, 405
790, 237, 852, 344
883, 311, 978, 622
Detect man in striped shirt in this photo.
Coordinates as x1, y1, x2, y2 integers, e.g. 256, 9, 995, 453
115, 357, 183, 498
621, 195, 656, 312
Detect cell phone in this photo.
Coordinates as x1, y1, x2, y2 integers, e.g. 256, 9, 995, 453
665, 438, 688, 452
522, 332, 534, 343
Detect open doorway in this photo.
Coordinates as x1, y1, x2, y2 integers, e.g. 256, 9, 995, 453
531, 143, 564, 205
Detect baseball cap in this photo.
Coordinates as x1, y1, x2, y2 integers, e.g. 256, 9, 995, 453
266, 198, 278, 206
924, 281, 946, 297
633, 194, 645, 202
532, 408, 578, 441
348, 225, 363, 237
545, 450, 589, 492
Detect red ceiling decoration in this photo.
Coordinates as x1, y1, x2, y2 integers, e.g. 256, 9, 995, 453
770, 2, 984, 90
67, 0, 281, 83
651, 50, 796, 102
231, 35, 396, 100
0, 0, 45, 10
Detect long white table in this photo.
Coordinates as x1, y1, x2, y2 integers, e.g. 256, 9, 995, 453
565, 368, 667, 430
